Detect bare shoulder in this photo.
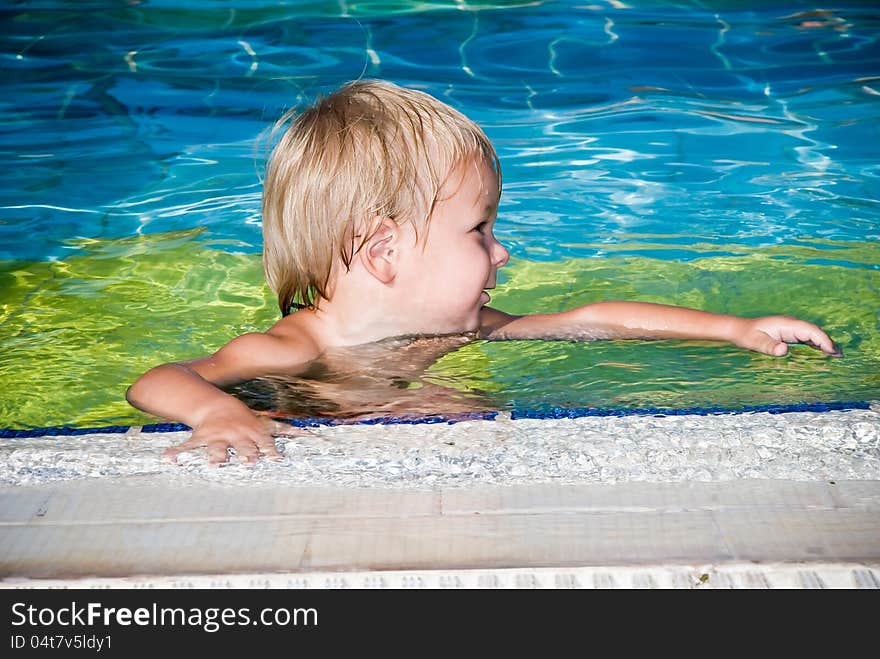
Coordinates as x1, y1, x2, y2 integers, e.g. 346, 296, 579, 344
185, 316, 321, 384
221, 331, 319, 368
263, 311, 323, 357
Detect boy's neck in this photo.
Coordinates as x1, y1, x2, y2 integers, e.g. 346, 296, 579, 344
298, 279, 412, 349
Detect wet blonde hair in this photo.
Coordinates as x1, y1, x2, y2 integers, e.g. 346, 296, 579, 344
261, 79, 501, 315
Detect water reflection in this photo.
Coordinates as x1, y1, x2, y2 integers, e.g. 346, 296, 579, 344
2, 1, 878, 428
224, 334, 496, 420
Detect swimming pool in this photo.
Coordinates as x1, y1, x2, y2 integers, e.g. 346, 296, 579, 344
1, 0, 878, 430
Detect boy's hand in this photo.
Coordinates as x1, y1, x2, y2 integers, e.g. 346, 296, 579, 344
164, 408, 310, 466
733, 315, 842, 358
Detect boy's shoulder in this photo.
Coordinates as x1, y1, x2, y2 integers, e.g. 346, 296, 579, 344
217, 315, 322, 375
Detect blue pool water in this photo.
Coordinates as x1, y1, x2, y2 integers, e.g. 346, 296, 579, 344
1, 1, 879, 428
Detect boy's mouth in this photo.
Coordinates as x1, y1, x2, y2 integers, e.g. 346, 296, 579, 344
480, 291, 491, 305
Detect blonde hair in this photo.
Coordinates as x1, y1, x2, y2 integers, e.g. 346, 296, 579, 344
261, 79, 501, 315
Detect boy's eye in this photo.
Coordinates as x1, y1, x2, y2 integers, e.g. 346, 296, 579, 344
472, 221, 488, 232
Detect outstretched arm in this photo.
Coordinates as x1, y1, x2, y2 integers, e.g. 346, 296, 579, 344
479, 302, 842, 357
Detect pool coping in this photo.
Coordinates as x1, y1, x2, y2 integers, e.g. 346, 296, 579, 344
2, 476, 879, 587
0, 399, 871, 439
2, 404, 878, 589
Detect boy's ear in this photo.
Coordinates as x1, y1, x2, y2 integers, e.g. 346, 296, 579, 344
360, 216, 399, 284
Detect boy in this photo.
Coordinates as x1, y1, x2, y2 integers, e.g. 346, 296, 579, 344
126, 79, 841, 466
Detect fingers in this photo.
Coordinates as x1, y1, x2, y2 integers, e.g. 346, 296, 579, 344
785, 322, 843, 357
254, 431, 283, 461
207, 441, 236, 466
746, 329, 788, 357
750, 317, 842, 358
769, 340, 788, 357
164, 428, 287, 466
805, 327, 842, 357
163, 434, 207, 464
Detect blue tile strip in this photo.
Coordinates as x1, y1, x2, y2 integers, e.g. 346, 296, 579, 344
509, 400, 872, 420
0, 400, 871, 439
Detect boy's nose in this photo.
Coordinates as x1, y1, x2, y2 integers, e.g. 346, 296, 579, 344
492, 239, 510, 268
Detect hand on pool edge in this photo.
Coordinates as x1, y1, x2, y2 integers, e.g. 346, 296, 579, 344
733, 315, 843, 358
163, 410, 314, 466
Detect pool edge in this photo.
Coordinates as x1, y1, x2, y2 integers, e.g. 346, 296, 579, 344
1, 399, 873, 439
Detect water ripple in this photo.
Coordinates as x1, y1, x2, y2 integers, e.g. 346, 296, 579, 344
1, 1, 878, 422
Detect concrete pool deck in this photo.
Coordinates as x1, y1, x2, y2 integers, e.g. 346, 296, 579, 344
1, 406, 879, 588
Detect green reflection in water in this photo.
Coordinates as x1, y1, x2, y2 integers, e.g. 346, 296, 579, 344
436, 239, 880, 411
1, 229, 278, 429
1, 231, 877, 428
